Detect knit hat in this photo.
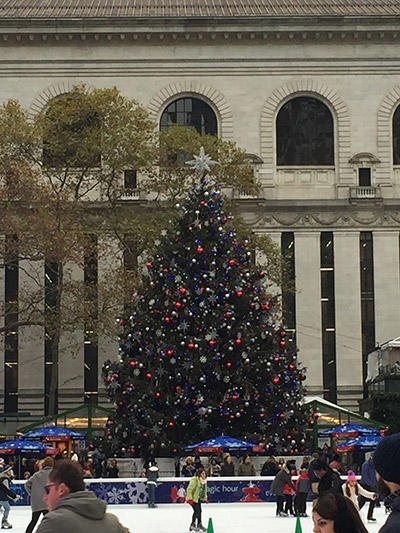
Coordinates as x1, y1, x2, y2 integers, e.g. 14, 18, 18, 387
373, 433, 400, 483
347, 470, 357, 482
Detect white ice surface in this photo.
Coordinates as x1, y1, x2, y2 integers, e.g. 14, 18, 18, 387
6, 502, 387, 533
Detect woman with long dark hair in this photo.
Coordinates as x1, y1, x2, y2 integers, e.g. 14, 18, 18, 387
313, 493, 369, 533
186, 467, 208, 532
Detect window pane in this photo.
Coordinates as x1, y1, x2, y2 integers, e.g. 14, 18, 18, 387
393, 105, 400, 164
276, 97, 334, 166
160, 97, 217, 135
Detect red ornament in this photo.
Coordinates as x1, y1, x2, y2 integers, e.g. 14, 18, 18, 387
164, 316, 171, 323
226, 362, 232, 368
146, 372, 152, 379
274, 356, 280, 362
235, 338, 242, 345
167, 349, 174, 356
232, 395, 238, 400
119, 319, 124, 326
200, 201, 205, 206
236, 290, 243, 297
225, 311, 231, 317
197, 247, 204, 254
168, 421, 174, 428
146, 262, 152, 268
175, 301, 182, 308
209, 339, 217, 346
301, 374, 307, 381
155, 392, 161, 398
229, 259, 236, 266
179, 287, 187, 294
129, 361, 136, 367
273, 377, 280, 384
188, 343, 195, 349
280, 340, 286, 347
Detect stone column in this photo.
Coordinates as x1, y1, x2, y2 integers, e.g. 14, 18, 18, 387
334, 232, 363, 409
373, 231, 400, 345
258, 231, 282, 299
58, 262, 84, 410
97, 238, 121, 405
18, 259, 45, 416
294, 232, 323, 394
0, 236, 4, 407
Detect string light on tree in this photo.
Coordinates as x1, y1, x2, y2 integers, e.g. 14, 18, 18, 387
102, 148, 311, 455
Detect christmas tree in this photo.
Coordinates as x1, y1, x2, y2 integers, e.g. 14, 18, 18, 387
103, 149, 311, 455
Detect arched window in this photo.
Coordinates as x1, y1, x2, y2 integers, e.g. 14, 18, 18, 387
393, 105, 400, 165
160, 97, 217, 135
276, 97, 334, 166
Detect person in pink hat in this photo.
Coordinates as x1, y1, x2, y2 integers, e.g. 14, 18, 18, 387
342, 470, 376, 517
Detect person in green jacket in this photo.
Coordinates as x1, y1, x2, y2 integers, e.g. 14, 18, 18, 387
186, 467, 208, 532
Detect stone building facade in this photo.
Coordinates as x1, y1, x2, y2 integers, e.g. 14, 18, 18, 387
1, 1, 400, 421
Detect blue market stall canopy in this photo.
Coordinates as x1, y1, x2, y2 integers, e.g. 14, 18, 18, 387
0, 439, 59, 455
185, 436, 263, 454
335, 434, 383, 453
318, 423, 381, 439
21, 425, 86, 442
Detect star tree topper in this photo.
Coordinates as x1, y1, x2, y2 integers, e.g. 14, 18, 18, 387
186, 146, 218, 176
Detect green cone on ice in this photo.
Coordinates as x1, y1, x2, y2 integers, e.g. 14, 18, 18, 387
295, 516, 303, 533
207, 518, 214, 533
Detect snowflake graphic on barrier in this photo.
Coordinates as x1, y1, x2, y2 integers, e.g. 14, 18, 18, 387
91, 483, 113, 502
107, 486, 127, 504
125, 482, 148, 504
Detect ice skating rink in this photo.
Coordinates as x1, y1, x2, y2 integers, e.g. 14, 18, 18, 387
8, 502, 387, 533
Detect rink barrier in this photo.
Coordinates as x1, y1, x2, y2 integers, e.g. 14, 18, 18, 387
10, 475, 353, 506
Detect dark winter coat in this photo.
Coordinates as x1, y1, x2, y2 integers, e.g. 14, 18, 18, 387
261, 461, 279, 476
146, 465, 159, 486
182, 464, 196, 477
295, 473, 311, 494
361, 458, 377, 489
270, 468, 294, 496
0, 475, 17, 502
317, 468, 342, 495
25, 466, 52, 512
380, 494, 400, 533
220, 461, 235, 477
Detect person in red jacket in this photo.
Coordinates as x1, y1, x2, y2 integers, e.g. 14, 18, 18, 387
283, 482, 295, 516
295, 468, 311, 517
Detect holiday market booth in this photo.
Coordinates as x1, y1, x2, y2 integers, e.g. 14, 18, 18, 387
303, 396, 386, 449
20, 425, 86, 457
334, 434, 384, 453
0, 438, 59, 478
185, 436, 264, 454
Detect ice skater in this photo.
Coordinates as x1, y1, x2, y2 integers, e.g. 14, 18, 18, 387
342, 470, 376, 516
24, 456, 54, 533
146, 461, 159, 508
186, 467, 208, 532
0, 462, 20, 529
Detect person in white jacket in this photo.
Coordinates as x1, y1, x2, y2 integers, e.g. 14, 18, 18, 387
342, 470, 376, 516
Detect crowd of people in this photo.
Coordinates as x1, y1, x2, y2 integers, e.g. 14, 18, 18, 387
0, 434, 398, 532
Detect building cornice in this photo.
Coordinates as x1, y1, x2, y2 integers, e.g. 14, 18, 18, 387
0, 16, 400, 43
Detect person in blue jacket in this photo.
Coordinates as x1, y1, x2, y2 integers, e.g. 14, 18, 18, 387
359, 453, 378, 523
